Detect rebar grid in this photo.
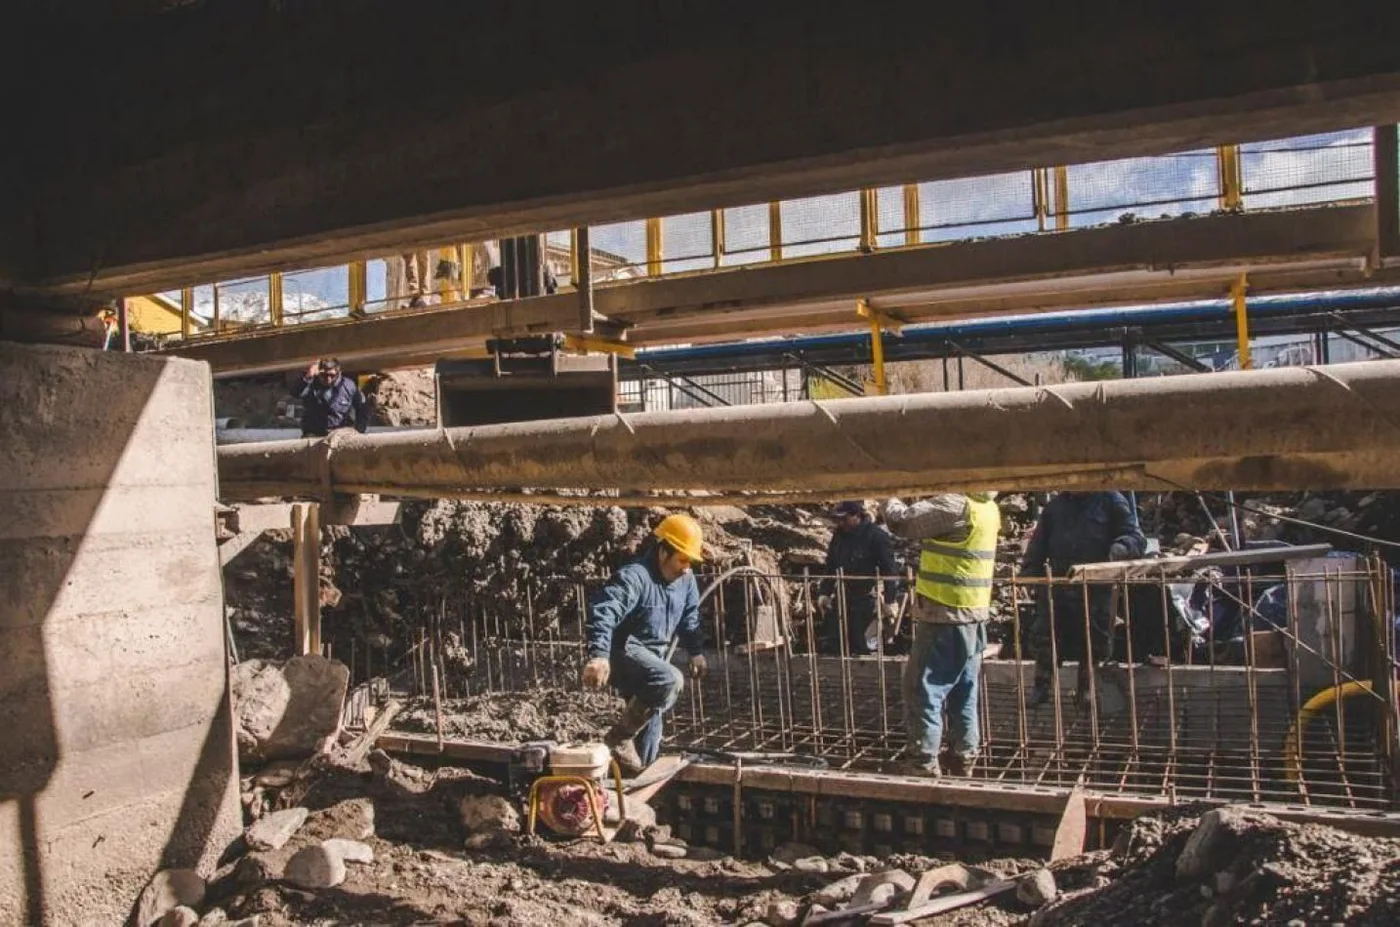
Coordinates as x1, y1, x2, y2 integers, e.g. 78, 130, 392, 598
412, 559, 1397, 813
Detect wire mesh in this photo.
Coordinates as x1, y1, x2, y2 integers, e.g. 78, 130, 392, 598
432, 562, 1397, 813
915, 171, 1040, 241
1242, 130, 1374, 209
779, 192, 861, 258
1066, 151, 1219, 227
660, 211, 716, 274
721, 203, 772, 266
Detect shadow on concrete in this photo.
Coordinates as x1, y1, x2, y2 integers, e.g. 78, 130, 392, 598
0, 344, 235, 925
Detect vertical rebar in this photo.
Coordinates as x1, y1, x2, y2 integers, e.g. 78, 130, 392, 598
1286, 569, 1308, 805
803, 569, 824, 753
835, 569, 856, 762
526, 581, 540, 688
1158, 579, 1178, 803
874, 569, 889, 740
1242, 569, 1262, 804
1010, 567, 1029, 776
1122, 580, 1140, 755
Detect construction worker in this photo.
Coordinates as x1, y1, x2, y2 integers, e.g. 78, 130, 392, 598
292, 357, 369, 437
1020, 491, 1147, 707
819, 501, 899, 655
582, 514, 708, 775
402, 251, 431, 308
882, 492, 1001, 777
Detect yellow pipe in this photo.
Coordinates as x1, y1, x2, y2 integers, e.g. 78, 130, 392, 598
646, 217, 663, 277
902, 184, 921, 246
1053, 165, 1070, 231
1282, 680, 1373, 782
1232, 273, 1251, 369
858, 298, 888, 396
768, 202, 783, 262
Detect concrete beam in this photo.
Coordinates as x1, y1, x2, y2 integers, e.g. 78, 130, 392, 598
171, 205, 1377, 377
14, 2, 1400, 296
216, 359, 1400, 499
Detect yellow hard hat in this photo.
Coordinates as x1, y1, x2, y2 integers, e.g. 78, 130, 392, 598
654, 513, 704, 562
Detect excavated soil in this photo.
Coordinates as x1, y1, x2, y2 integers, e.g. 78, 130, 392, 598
398, 689, 618, 744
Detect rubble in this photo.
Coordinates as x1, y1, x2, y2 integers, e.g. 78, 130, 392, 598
244, 807, 307, 851
136, 869, 206, 927
158, 907, 200, 927
458, 793, 521, 834
322, 838, 374, 865
232, 655, 348, 763
1017, 868, 1058, 906
283, 844, 347, 890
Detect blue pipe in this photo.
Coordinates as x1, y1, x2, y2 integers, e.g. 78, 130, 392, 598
632, 287, 1400, 365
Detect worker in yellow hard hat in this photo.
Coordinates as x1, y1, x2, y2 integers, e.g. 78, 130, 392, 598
581, 513, 707, 775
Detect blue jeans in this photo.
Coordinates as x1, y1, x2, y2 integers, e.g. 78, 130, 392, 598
611, 638, 684, 766
903, 622, 986, 761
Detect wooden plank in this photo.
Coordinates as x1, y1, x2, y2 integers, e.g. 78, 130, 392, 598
1051, 786, 1087, 861
868, 880, 1016, 925
375, 732, 519, 764
625, 755, 693, 805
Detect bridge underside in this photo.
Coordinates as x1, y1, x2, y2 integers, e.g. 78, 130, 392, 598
5, 1, 1400, 309
171, 203, 1382, 376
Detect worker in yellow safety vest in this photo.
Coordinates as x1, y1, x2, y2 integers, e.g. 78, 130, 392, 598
881, 492, 1001, 777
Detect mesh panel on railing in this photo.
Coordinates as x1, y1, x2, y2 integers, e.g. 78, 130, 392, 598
591, 219, 648, 280
661, 211, 715, 273
213, 276, 272, 329
283, 266, 350, 324
1242, 130, 1374, 209
1066, 151, 1219, 228
875, 186, 906, 248
722, 203, 772, 266
917, 171, 1038, 241
780, 192, 860, 258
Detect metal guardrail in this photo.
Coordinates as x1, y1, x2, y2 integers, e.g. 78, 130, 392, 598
142, 130, 1378, 344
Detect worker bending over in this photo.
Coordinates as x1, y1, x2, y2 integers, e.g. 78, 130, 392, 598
292, 357, 369, 438
1021, 491, 1146, 707
582, 514, 708, 775
882, 492, 1001, 777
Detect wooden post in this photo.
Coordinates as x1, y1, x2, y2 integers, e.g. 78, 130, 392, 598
291, 502, 322, 656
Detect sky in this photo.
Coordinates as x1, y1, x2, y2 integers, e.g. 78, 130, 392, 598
166, 128, 1378, 321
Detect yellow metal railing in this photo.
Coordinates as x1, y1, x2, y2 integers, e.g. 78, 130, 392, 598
147, 130, 1376, 342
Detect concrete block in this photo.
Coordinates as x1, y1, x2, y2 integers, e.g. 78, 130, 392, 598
0, 345, 237, 927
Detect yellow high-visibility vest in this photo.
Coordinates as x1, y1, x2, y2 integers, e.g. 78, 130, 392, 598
915, 498, 1000, 609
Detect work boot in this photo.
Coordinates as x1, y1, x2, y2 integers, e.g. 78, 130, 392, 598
603, 699, 656, 776
890, 749, 940, 777
945, 751, 976, 778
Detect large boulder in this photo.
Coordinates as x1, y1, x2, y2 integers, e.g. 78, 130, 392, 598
232, 655, 349, 763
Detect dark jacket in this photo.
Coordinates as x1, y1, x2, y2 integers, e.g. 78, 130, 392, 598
823, 517, 899, 604
586, 549, 703, 661
293, 374, 369, 437
1020, 491, 1146, 577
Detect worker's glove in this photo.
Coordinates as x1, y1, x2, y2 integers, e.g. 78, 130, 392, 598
1108, 542, 1132, 562
816, 594, 835, 613
581, 657, 611, 690
879, 599, 897, 621
688, 654, 708, 680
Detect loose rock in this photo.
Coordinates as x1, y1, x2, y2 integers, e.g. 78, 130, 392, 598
458, 793, 521, 834
158, 907, 200, 927
811, 873, 864, 906
232, 655, 349, 763
1017, 868, 1058, 907
244, 806, 308, 851
651, 843, 688, 859
323, 838, 374, 865
136, 869, 207, 927
283, 844, 348, 890
769, 842, 823, 869
793, 857, 829, 874
764, 899, 801, 927
196, 909, 228, 927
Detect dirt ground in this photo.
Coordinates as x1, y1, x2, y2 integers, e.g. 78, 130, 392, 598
397, 689, 618, 744
211, 749, 1400, 927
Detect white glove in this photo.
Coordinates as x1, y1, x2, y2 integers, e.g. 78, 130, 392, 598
816, 594, 835, 612
689, 654, 708, 679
